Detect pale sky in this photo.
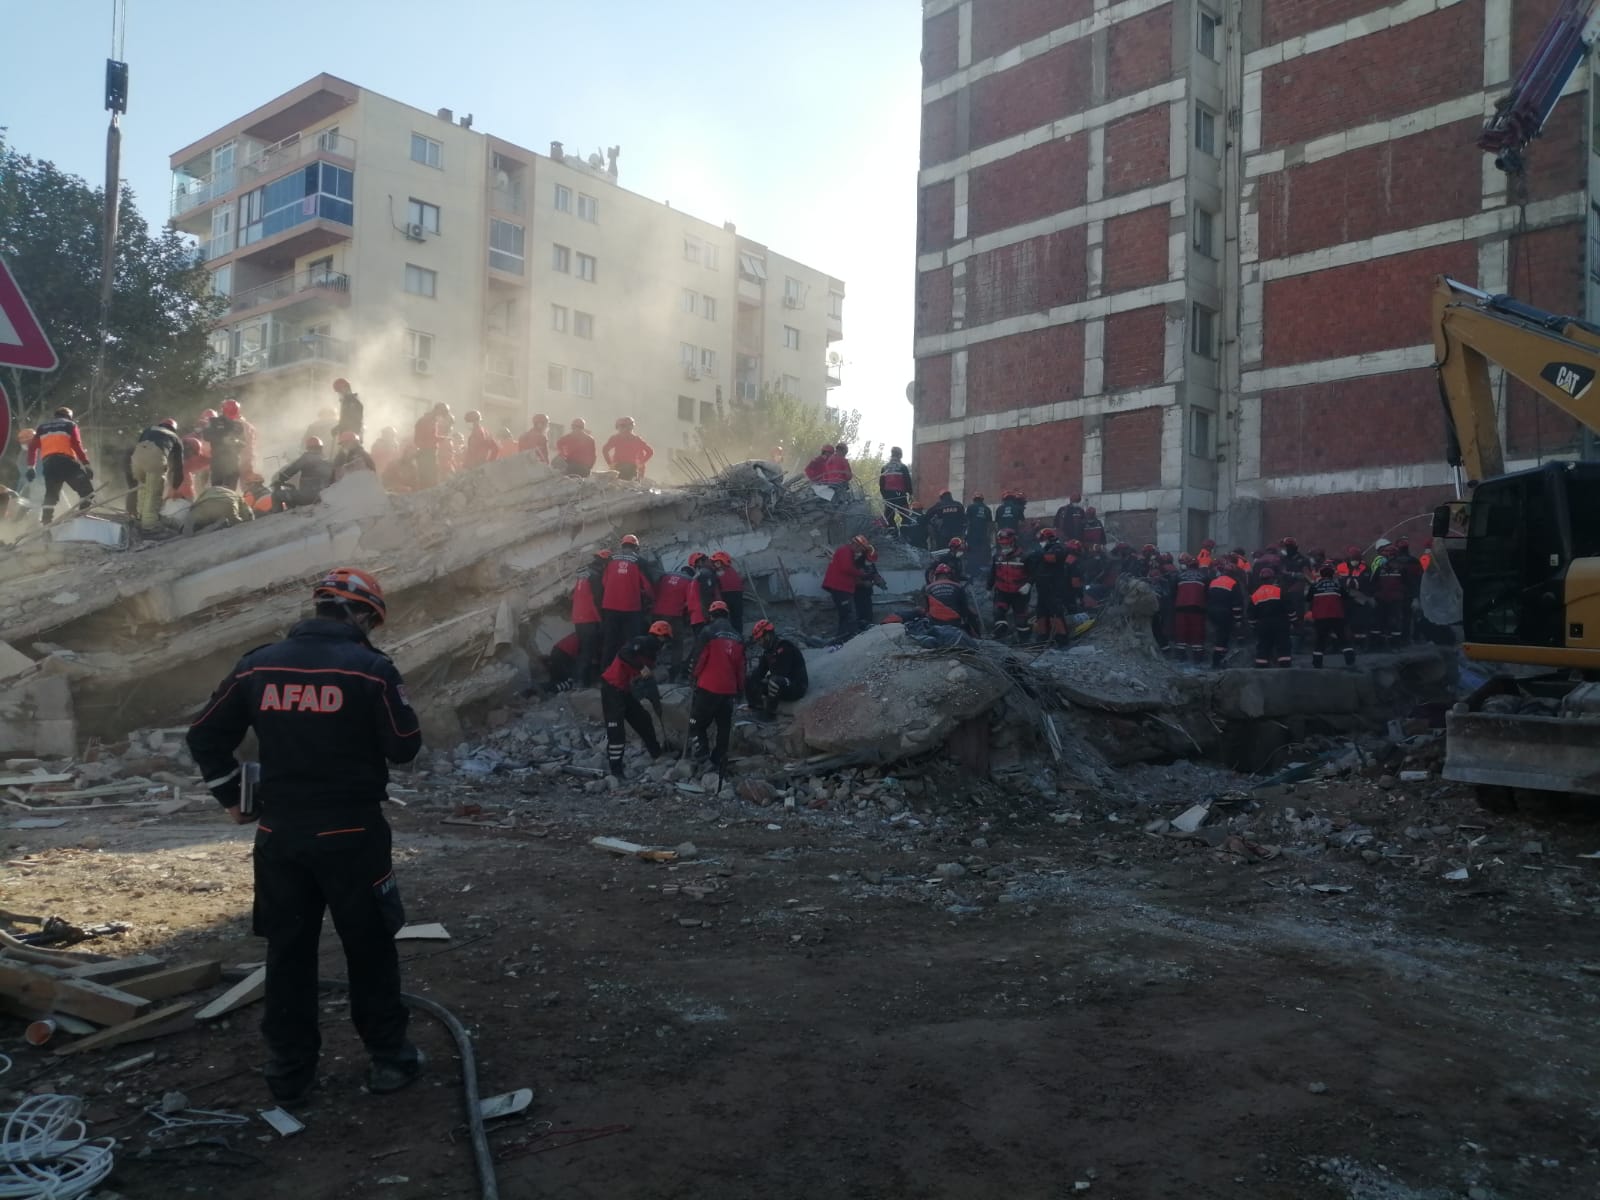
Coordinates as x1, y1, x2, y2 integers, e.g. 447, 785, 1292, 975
0, 0, 921, 451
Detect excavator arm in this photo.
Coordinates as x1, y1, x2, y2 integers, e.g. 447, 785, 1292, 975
1431, 275, 1600, 484
1478, 0, 1600, 173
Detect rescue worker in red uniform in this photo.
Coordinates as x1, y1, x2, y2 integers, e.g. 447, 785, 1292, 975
1196, 539, 1217, 570
203, 399, 257, 490
684, 551, 720, 637
600, 623, 672, 777
1372, 550, 1408, 648
1391, 537, 1423, 642
1025, 528, 1072, 645
1080, 506, 1106, 549
689, 618, 746, 769
710, 551, 745, 632
600, 534, 655, 666
819, 443, 852, 488
924, 563, 980, 635
1053, 495, 1086, 544
745, 620, 809, 718
803, 445, 832, 482
1172, 556, 1209, 664
463, 411, 499, 468
519, 414, 551, 462
988, 529, 1030, 638
412, 405, 446, 488
648, 565, 698, 682
878, 448, 914, 537
26, 407, 95, 524
543, 632, 582, 693
823, 535, 872, 642
178, 435, 210, 501
603, 416, 655, 481
557, 418, 597, 478
1250, 566, 1292, 668
925, 537, 967, 584
370, 428, 401, 477
1308, 563, 1356, 668
571, 551, 608, 687
1206, 569, 1243, 668
186, 568, 423, 1104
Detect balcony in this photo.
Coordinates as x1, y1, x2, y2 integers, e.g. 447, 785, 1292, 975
484, 372, 523, 400
826, 366, 842, 389
228, 333, 349, 379
225, 269, 350, 316
172, 132, 356, 221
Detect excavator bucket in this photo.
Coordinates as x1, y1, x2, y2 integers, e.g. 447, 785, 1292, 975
1445, 708, 1600, 798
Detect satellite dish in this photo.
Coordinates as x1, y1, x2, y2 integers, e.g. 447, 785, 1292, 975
587, 152, 603, 168
827, 351, 842, 366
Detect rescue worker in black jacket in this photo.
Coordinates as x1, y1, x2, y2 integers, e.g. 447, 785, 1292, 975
1308, 563, 1356, 668
273, 437, 335, 508
186, 568, 423, 1104
965, 494, 993, 571
925, 489, 967, 547
745, 620, 809, 718
878, 448, 914, 538
1249, 565, 1292, 668
995, 491, 1027, 537
1206, 568, 1244, 669
331, 431, 376, 480
925, 537, 967, 584
130, 418, 185, 533
1025, 527, 1072, 645
923, 562, 980, 635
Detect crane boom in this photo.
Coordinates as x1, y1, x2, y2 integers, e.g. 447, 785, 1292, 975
1478, 0, 1600, 172
1431, 275, 1600, 484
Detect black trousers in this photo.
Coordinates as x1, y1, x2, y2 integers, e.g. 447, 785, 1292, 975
1209, 610, 1236, 666
41, 455, 93, 520
1313, 618, 1355, 667
1254, 622, 1292, 668
828, 588, 856, 640
575, 622, 602, 687
615, 462, 639, 480
564, 463, 592, 478
1374, 597, 1409, 641
252, 816, 411, 1094
853, 585, 874, 629
745, 673, 805, 713
690, 688, 735, 766
600, 610, 641, 669
601, 682, 660, 773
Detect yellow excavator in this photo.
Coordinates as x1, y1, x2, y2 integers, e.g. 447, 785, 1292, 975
1428, 275, 1600, 807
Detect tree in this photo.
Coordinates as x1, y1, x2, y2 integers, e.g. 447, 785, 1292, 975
693, 381, 886, 504
0, 133, 223, 481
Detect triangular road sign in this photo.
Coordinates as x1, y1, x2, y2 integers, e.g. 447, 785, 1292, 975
0, 259, 59, 372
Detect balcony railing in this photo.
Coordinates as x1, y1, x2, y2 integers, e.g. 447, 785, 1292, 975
826, 367, 842, 389
484, 371, 523, 399
173, 169, 237, 218
230, 333, 349, 377
226, 269, 350, 315
170, 131, 357, 218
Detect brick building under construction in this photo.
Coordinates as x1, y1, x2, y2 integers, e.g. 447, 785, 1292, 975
912, 0, 1594, 551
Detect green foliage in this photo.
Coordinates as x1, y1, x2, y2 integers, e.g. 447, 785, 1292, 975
0, 133, 224, 458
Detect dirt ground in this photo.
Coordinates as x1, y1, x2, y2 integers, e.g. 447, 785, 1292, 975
4, 748, 1600, 1200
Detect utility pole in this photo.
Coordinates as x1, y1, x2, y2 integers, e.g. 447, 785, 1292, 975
88, 0, 128, 428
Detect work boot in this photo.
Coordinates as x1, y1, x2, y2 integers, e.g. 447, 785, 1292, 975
1211, 649, 1225, 669
367, 1047, 424, 1095
264, 1057, 319, 1105
1312, 653, 1324, 669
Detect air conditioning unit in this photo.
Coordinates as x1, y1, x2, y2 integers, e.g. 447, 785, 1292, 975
412, 358, 432, 375
684, 365, 700, 380
406, 223, 426, 241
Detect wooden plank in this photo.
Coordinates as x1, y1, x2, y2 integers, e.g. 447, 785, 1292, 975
118, 960, 222, 1002
195, 966, 266, 1021
0, 961, 65, 1013
0, 773, 73, 787
53, 1002, 195, 1056
64, 955, 167, 983
51, 977, 153, 1026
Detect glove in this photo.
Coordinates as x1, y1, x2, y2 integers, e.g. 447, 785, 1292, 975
24, 468, 34, 483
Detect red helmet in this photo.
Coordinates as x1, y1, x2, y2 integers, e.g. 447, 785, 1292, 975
1257, 566, 1276, 580
687, 551, 708, 568
709, 600, 730, 615
1038, 528, 1058, 541
158, 417, 178, 431
1159, 553, 1174, 565
199, 408, 218, 423
1319, 563, 1336, 578
649, 620, 672, 638
819, 444, 834, 455
221, 399, 242, 420
1066, 539, 1083, 552
465, 410, 482, 423
1142, 544, 1157, 555
1179, 553, 1195, 566
752, 619, 776, 640
621, 533, 640, 547
948, 537, 966, 551
616, 416, 635, 429
595, 549, 613, 560
304, 436, 323, 451
531, 413, 549, 427
182, 436, 202, 455
1084, 506, 1096, 516
571, 417, 587, 431
332, 377, 351, 394
711, 551, 732, 565
1346, 545, 1362, 559
851, 534, 872, 553
932, 563, 953, 578
1281, 536, 1297, 548
338, 431, 360, 446
313, 567, 387, 624
997, 529, 1016, 544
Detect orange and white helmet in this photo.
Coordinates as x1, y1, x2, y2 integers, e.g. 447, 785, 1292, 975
312, 567, 387, 624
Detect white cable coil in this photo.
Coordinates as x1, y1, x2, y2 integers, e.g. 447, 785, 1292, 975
0, 1095, 115, 1199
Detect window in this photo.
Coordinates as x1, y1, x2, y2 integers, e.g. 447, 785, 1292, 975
574, 310, 594, 339
738, 252, 767, 280
782, 374, 802, 397
410, 133, 442, 169
404, 263, 437, 298
700, 402, 715, 425
702, 295, 717, 321
406, 199, 440, 235
572, 368, 594, 398
577, 193, 598, 222
784, 276, 803, 307
551, 304, 568, 333
1195, 104, 1218, 156
489, 219, 524, 274
672, 395, 694, 422
404, 329, 434, 367
307, 256, 335, 285
211, 264, 232, 297
1191, 303, 1216, 358
684, 236, 702, 264
552, 243, 571, 273
700, 348, 718, 376
1198, 6, 1220, 59
682, 288, 698, 314
828, 290, 844, 319
1190, 408, 1214, 457
704, 245, 720, 270
554, 184, 571, 213
783, 325, 801, 350
548, 363, 566, 391
1193, 204, 1216, 258
577, 253, 596, 282
681, 342, 697, 369
316, 125, 342, 152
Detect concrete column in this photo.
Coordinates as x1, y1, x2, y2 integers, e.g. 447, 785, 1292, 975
951, 349, 969, 420
1083, 318, 1105, 396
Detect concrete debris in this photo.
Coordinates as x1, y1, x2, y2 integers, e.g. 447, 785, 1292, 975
1169, 804, 1211, 834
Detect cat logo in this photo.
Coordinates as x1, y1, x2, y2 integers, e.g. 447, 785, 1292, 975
259, 683, 345, 713
1540, 360, 1595, 399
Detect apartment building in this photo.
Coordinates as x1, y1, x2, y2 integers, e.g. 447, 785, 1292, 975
168, 74, 843, 463
913, 0, 1591, 550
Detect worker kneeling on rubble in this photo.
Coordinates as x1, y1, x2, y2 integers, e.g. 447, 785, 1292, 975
745, 620, 808, 719
600, 621, 672, 778
186, 568, 424, 1105
272, 437, 335, 509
